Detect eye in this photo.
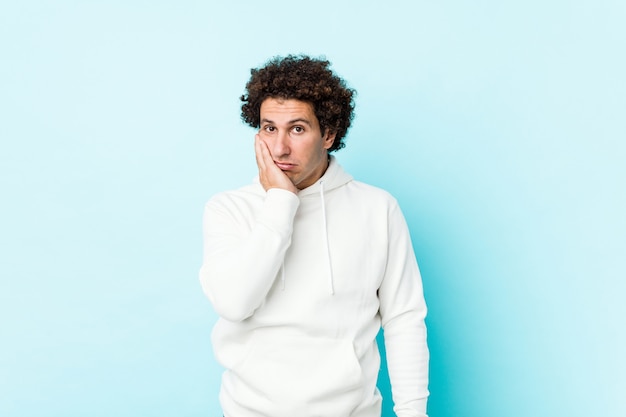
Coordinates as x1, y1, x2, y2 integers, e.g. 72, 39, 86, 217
263, 125, 276, 133
292, 126, 305, 134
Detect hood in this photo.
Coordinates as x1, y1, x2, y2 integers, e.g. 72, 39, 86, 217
297, 155, 353, 197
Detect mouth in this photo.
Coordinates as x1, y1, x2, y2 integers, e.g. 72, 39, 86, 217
274, 161, 296, 171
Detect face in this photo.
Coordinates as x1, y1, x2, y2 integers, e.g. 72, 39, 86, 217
258, 98, 336, 190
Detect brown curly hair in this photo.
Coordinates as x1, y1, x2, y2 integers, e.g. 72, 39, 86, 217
240, 55, 356, 152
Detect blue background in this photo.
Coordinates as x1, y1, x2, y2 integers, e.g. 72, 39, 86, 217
1, 1, 624, 416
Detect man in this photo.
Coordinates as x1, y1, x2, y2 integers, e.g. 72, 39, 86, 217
199, 55, 429, 417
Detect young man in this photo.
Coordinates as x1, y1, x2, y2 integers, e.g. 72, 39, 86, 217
199, 55, 429, 417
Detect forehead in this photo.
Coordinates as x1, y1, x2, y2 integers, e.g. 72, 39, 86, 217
260, 98, 317, 122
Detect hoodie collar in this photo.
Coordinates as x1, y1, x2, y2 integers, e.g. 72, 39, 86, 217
297, 155, 353, 197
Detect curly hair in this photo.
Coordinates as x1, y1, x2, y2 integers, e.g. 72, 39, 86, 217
240, 55, 356, 152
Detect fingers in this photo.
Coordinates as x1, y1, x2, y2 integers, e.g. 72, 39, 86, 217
254, 134, 266, 171
255, 134, 274, 190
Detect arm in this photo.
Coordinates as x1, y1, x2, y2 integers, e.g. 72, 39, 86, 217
378, 201, 429, 417
199, 189, 299, 322
198, 135, 299, 322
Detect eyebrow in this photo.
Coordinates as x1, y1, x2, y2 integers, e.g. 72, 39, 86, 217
260, 118, 313, 126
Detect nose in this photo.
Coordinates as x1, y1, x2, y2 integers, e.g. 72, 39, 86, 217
271, 130, 290, 157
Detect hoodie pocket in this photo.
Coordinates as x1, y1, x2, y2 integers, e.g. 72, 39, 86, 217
233, 332, 364, 416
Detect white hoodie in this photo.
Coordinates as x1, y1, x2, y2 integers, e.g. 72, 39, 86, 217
200, 157, 429, 417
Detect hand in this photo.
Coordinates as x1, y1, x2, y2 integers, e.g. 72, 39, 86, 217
255, 134, 298, 194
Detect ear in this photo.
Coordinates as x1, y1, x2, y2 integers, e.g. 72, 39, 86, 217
322, 130, 337, 150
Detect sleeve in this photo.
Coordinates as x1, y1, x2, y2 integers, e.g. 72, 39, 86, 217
199, 188, 300, 322
378, 200, 430, 417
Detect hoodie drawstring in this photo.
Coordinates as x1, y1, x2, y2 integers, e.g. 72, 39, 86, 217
281, 261, 286, 290
319, 181, 335, 295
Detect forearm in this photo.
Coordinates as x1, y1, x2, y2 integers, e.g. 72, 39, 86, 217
199, 189, 299, 321
384, 316, 429, 417
379, 200, 430, 416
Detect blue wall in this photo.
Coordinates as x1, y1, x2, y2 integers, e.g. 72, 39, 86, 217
1, 1, 624, 416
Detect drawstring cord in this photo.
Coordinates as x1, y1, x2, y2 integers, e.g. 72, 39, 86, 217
279, 179, 335, 295
320, 181, 335, 295
281, 261, 285, 290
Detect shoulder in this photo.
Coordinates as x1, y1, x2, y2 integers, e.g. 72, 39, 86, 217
344, 180, 399, 207
204, 183, 265, 213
